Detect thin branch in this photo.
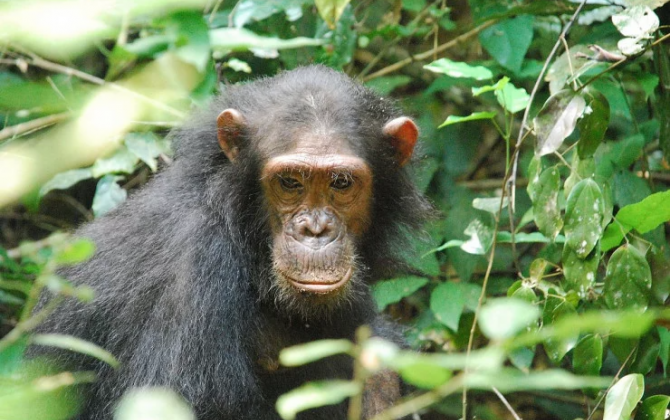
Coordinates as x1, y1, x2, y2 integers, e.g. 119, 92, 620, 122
492, 387, 522, 420
362, 20, 497, 82
0, 56, 184, 118
0, 112, 71, 142
510, 0, 589, 212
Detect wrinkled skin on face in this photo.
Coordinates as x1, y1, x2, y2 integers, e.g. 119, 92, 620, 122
216, 107, 418, 307
262, 153, 373, 295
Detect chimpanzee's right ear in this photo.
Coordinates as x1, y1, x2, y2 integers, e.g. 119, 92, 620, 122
217, 109, 245, 163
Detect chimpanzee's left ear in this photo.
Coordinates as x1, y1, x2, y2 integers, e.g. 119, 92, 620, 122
383, 117, 418, 167
217, 108, 246, 163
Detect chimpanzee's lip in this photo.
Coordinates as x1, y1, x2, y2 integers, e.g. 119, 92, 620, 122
284, 267, 353, 294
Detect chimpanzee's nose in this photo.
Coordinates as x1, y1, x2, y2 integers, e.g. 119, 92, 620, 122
295, 209, 338, 246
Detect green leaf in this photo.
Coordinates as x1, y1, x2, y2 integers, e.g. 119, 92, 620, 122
39, 168, 94, 197
424, 58, 493, 80
616, 190, 670, 234
562, 246, 598, 297
564, 154, 595, 198
276, 380, 360, 420
92, 175, 127, 217
431, 282, 465, 331
317, 4, 356, 67
54, 239, 95, 266
573, 334, 603, 376
564, 179, 604, 258
542, 295, 578, 364
233, 0, 311, 27
472, 77, 509, 96
659, 326, 669, 376
479, 298, 540, 340
526, 155, 542, 201
371, 276, 429, 311
210, 28, 323, 52
472, 197, 508, 214
315, 0, 352, 28
495, 81, 530, 114
0, 335, 27, 375
479, 15, 534, 73
464, 368, 611, 392
31, 333, 119, 368
532, 166, 563, 239
604, 374, 645, 420
399, 362, 451, 389
604, 245, 652, 310
279, 339, 353, 367
635, 395, 670, 420
534, 90, 586, 156
438, 111, 497, 128
91, 147, 139, 177
460, 217, 494, 255
163, 11, 210, 73
115, 388, 195, 420
125, 132, 171, 172
577, 90, 610, 158
365, 75, 412, 96
601, 221, 632, 253
497, 231, 565, 244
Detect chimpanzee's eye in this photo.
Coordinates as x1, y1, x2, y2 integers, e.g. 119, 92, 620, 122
278, 175, 302, 190
331, 174, 353, 190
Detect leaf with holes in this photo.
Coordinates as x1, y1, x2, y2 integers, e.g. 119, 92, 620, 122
564, 179, 604, 258
604, 245, 652, 310
534, 90, 586, 156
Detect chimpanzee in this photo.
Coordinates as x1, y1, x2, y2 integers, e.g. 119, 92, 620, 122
33, 65, 433, 419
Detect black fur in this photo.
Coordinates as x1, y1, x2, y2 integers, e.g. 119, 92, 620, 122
32, 66, 433, 419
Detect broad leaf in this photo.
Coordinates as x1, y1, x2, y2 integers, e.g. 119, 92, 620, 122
39, 168, 94, 197
460, 217, 494, 255
532, 166, 563, 239
577, 90, 610, 158
424, 58, 493, 80
431, 282, 465, 331
543, 295, 578, 364
534, 90, 586, 156
604, 245, 652, 310
564, 179, 604, 258
92, 175, 127, 217
495, 81, 530, 114
573, 334, 603, 376
616, 190, 670, 233
210, 28, 323, 52
439, 111, 497, 127
479, 15, 534, 73
372, 276, 429, 311
479, 298, 540, 340
635, 395, 670, 420
603, 374, 644, 420
562, 246, 599, 297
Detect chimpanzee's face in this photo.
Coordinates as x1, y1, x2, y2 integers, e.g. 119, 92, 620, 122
261, 148, 373, 296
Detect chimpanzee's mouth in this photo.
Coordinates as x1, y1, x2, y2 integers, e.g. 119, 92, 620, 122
283, 267, 353, 294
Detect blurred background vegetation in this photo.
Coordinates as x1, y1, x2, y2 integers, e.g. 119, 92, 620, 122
1, 0, 669, 419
